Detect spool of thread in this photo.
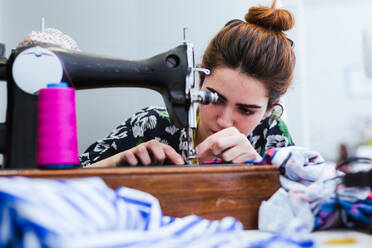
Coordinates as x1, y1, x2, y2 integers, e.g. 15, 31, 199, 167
37, 82, 79, 168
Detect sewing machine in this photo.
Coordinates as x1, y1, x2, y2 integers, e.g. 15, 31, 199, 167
0, 41, 217, 168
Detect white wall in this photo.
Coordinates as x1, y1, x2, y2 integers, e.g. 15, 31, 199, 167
302, 0, 372, 160
277, 0, 310, 150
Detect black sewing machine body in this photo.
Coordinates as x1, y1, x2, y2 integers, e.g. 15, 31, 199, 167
0, 44, 197, 169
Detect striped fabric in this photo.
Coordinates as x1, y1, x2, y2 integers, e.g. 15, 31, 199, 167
0, 176, 313, 248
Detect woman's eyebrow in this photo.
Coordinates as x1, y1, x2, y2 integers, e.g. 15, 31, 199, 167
237, 103, 261, 109
206, 87, 262, 109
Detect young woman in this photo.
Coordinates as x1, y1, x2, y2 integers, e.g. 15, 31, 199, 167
80, 0, 295, 167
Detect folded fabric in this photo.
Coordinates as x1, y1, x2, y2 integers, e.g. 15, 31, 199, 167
258, 146, 372, 232
0, 176, 314, 248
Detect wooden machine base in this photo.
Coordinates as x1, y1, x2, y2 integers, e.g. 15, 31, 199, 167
0, 165, 280, 229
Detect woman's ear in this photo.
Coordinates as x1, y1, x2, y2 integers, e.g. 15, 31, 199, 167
265, 99, 281, 118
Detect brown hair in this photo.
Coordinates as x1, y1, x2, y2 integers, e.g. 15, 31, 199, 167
201, 0, 295, 108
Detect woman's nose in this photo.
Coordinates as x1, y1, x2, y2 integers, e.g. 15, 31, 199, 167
217, 107, 234, 129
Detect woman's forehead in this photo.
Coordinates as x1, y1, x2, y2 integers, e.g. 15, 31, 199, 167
204, 68, 268, 99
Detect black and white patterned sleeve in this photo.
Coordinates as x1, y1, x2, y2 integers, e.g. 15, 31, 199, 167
79, 106, 165, 166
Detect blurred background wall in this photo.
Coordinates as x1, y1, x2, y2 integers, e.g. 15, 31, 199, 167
1, 0, 372, 161
302, 0, 372, 160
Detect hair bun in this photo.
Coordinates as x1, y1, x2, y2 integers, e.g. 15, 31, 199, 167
245, 5, 294, 31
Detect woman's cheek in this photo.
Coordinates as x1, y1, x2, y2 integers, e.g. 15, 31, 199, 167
200, 104, 215, 117
237, 115, 262, 136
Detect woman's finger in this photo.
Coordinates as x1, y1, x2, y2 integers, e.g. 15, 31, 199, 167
120, 151, 138, 166
197, 127, 240, 157
134, 144, 152, 165
163, 145, 184, 165
220, 144, 245, 162
211, 134, 247, 156
147, 141, 166, 164
231, 153, 259, 164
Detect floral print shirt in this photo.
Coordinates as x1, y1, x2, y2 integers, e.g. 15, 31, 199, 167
80, 106, 294, 166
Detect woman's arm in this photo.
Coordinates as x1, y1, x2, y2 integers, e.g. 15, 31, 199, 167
88, 139, 184, 167
86, 153, 119, 168
81, 106, 184, 167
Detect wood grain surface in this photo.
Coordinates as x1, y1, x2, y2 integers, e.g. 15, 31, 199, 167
0, 165, 280, 229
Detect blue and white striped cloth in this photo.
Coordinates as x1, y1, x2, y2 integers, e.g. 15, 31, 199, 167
0, 176, 313, 248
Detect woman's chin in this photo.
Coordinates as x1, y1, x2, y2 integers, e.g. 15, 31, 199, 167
210, 130, 219, 135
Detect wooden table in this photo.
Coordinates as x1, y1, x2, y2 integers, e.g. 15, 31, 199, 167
0, 165, 280, 229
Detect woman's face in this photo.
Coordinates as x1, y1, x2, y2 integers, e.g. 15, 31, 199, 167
197, 67, 273, 144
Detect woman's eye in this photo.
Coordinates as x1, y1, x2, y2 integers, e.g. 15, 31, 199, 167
239, 107, 254, 115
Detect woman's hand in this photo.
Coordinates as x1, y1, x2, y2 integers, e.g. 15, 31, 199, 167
89, 139, 184, 167
196, 127, 261, 164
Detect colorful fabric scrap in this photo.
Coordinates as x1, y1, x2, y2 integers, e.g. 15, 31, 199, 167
258, 146, 372, 232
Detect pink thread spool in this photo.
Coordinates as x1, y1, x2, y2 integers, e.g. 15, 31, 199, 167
37, 82, 79, 168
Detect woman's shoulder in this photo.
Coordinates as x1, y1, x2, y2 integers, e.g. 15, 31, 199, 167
128, 106, 179, 135
254, 116, 291, 135
127, 106, 171, 123
249, 116, 294, 155
129, 106, 182, 151
131, 106, 169, 117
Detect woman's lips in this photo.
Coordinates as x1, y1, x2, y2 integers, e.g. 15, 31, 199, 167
210, 129, 219, 134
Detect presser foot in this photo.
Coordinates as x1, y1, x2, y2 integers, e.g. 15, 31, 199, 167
184, 148, 198, 165
182, 127, 199, 165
